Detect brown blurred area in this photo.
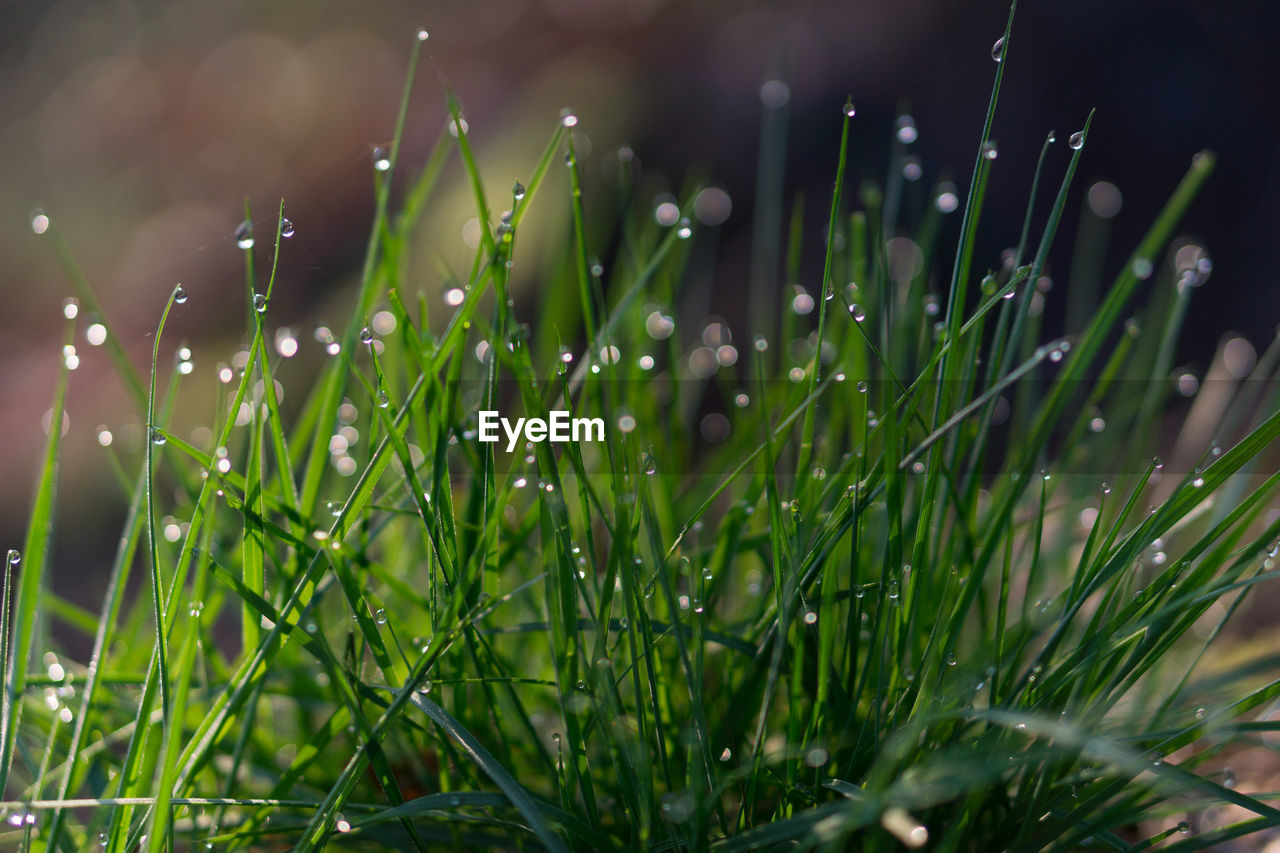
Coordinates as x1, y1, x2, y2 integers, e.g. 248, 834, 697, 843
0, 0, 951, 537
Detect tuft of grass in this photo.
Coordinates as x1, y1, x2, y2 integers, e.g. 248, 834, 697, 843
7, 11, 1280, 852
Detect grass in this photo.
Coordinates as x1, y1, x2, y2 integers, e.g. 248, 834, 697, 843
7, 10, 1280, 851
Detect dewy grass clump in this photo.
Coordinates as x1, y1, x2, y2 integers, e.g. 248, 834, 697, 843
7, 8, 1280, 852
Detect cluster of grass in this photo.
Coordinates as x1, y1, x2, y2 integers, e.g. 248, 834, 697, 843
7, 10, 1280, 851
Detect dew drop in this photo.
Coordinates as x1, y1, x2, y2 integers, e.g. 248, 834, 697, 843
31, 210, 50, 235
849, 303, 866, 322
6, 550, 19, 568
1068, 131, 1085, 150
991, 36, 1005, 62
676, 217, 692, 239
372, 147, 390, 172
374, 608, 388, 625
376, 389, 390, 408
281, 218, 295, 238
842, 98, 856, 118
1177, 821, 1190, 835
360, 327, 373, 344
981, 140, 998, 160
253, 293, 268, 313
416, 28, 429, 41
512, 179, 526, 200
151, 428, 167, 446
235, 220, 254, 250
174, 284, 188, 304
643, 454, 657, 475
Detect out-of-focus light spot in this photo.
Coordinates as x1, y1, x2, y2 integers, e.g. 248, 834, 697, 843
759, 79, 790, 109
86, 323, 107, 346
693, 187, 732, 225
935, 182, 959, 213
654, 196, 680, 227
461, 218, 482, 249
700, 413, 730, 442
1087, 181, 1123, 218
1223, 337, 1256, 378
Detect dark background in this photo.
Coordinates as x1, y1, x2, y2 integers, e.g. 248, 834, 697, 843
0, 0, 1276, 567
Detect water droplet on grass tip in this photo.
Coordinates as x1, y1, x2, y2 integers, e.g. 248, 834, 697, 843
253, 293, 268, 313
62, 297, 79, 319
6, 550, 19, 567
991, 36, 1005, 62
360, 327, 373, 344
1069, 131, 1085, 150
31, 210, 50, 234
235, 220, 254, 249
374, 608, 387, 624
417, 28, 429, 41
982, 140, 998, 160
174, 284, 188, 304
281, 218, 295, 238
372, 147, 390, 171
843, 98, 856, 118
676, 217, 692, 239
376, 389, 390, 408
1177, 821, 1191, 835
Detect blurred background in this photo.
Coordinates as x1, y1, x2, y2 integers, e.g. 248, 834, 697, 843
0, 0, 1277, 599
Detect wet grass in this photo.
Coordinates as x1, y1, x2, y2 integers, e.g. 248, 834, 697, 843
6, 11, 1280, 852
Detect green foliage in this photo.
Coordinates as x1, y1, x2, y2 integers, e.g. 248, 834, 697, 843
5, 12, 1280, 852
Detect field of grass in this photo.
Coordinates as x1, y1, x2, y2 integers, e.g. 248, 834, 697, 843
6, 10, 1280, 851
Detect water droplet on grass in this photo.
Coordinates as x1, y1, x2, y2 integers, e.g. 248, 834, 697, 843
235, 220, 254, 249
151, 429, 166, 446
31, 210, 50, 234
374, 608, 387, 624
281, 218, 295, 238
981, 140, 998, 160
676, 217, 692, 239
991, 36, 1005, 62
513, 179, 526, 200
372, 147, 390, 171
174, 284, 188, 304
6, 550, 19, 567
843, 98, 856, 118
253, 293, 268, 313
1069, 131, 1085, 150
360, 327, 373, 344
417, 28, 429, 41
849, 303, 866, 322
